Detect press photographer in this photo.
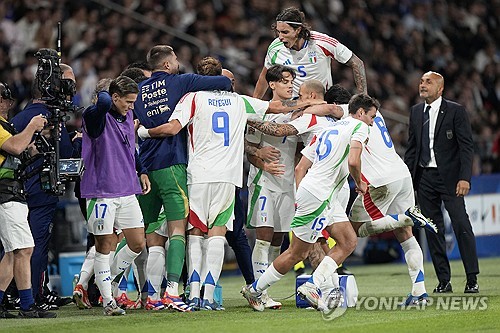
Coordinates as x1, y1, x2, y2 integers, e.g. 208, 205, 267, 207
10, 49, 78, 308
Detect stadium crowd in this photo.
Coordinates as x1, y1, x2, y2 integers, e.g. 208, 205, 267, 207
0, 0, 499, 173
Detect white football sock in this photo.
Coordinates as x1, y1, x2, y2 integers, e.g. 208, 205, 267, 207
187, 235, 204, 300
133, 247, 148, 301
109, 250, 115, 264
269, 245, 281, 265
401, 236, 426, 296
358, 214, 412, 237
111, 245, 140, 281
252, 239, 271, 282
254, 263, 284, 293
146, 246, 165, 300
312, 256, 338, 287
115, 265, 130, 297
203, 236, 225, 303
94, 252, 112, 305
78, 246, 96, 289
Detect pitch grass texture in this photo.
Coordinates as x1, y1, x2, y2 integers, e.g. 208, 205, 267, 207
1, 257, 499, 333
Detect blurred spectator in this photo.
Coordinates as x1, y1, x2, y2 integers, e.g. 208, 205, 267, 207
0, 0, 497, 173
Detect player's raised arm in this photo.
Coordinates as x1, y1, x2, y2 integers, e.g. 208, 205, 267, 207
137, 120, 182, 138
253, 67, 269, 99
246, 119, 298, 137
267, 98, 325, 114
344, 54, 367, 94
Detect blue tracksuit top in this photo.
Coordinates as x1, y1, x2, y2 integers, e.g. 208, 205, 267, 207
133, 71, 231, 171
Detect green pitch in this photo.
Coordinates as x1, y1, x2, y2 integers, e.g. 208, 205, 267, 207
1, 257, 499, 333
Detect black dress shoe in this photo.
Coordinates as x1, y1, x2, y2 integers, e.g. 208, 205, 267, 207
433, 281, 453, 293
464, 281, 479, 293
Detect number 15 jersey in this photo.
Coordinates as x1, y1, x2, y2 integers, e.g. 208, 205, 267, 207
170, 91, 269, 187
300, 117, 369, 201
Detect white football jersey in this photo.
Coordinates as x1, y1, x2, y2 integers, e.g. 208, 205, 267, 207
289, 114, 337, 145
171, 91, 269, 187
361, 111, 411, 187
300, 117, 369, 201
264, 31, 353, 97
247, 113, 298, 193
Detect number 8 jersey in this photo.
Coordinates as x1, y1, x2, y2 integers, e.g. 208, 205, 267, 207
170, 91, 269, 187
361, 111, 411, 187
300, 117, 369, 201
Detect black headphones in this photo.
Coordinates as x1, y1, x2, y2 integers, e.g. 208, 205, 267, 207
0, 82, 13, 100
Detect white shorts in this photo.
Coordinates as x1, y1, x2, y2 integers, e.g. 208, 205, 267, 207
0, 201, 34, 252
247, 185, 294, 232
349, 177, 415, 223
187, 183, 235, 233
86, 195, 144, 236
291, 187, 348, 244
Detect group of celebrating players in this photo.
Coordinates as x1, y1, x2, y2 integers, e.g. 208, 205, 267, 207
72, 6, 437, 316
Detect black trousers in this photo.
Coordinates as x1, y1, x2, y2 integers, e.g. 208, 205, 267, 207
416, 167, 479, 282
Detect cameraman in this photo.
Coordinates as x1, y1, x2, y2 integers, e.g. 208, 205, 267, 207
10, 63, 76, 307
0, 82, 56, 318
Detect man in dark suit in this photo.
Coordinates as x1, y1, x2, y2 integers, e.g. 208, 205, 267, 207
404, 71, 479, 294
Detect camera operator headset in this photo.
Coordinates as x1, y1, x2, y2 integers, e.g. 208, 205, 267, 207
10, 52, 78, 306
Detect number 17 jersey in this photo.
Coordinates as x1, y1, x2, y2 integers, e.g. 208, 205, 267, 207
170, 91, 269, 187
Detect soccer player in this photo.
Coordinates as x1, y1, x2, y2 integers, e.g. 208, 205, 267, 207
138, 57, 325, 310
81, 76, 149, 316
253, 7, 367, 100
246, 64, 299, 310
241, 94, 377, 312
0, 82, 55, 318
133, 45, 232, 311
248, 81, 349, 275
349, 104, 437, 306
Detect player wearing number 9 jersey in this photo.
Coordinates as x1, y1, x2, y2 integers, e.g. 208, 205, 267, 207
138, 57, 320, 310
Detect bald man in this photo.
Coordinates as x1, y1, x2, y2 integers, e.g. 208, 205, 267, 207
404, 71, 479, 294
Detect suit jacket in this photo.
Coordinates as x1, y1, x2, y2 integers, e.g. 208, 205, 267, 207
404, 98, 474, 195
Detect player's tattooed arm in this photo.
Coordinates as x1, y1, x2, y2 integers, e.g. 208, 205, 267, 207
345, 54, 367, 94
267, 99, 325, 114
282, 99, 298, 108
246, 120, 298, 137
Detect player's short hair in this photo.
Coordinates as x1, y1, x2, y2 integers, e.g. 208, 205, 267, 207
91, 78, 112, 103
301, 80, 325, 98
109, 76, 138, 97
348, 93, 380, 115
325, 84, 352, 105
272, 7, 311, 41
146, 45, 174, 70
120, 68, 148, 84
266, 64, 296, 83
197, 56, 222, 76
